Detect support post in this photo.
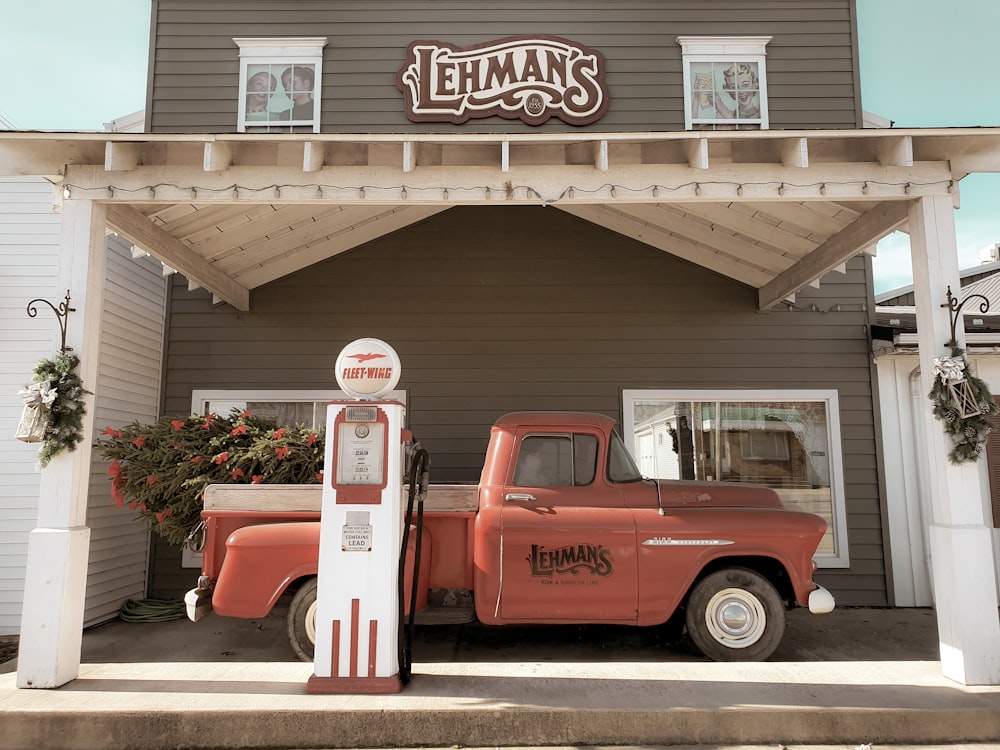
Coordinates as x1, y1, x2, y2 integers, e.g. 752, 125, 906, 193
908, 194, 1000, 685
17, 199, 107, 689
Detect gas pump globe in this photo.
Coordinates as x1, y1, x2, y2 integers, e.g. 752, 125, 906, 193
307, 338, 408, 694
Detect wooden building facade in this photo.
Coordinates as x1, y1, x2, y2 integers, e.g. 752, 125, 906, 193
5, 0, 1000, 687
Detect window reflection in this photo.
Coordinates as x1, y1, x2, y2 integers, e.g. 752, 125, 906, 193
632, 399, 835, 554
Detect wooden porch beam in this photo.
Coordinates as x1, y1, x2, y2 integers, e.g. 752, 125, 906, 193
758, 200, 911, 310
877, 135, 913, 167
105, 203, 251, 311
686, 139, 709, 169
303, 141, 327, 172
781, 137, 809, 168
104, 142, 141, 172
594, 140, 608, 171
203, 142, 233, 172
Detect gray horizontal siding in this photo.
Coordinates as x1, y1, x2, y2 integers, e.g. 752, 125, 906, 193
153, 205, 884, 605
148, 0, 860, 133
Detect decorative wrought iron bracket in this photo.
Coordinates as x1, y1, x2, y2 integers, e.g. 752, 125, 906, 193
26, 290, 75, 353
942, 285, 990, 348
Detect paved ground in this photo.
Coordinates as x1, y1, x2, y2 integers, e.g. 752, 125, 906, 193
71, 603, 944, 665
2, 606, 999, 750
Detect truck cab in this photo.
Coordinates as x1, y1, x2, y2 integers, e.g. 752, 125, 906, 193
474, 412, 832, 659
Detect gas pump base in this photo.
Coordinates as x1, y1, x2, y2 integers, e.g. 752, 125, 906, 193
306, 674, 402, 694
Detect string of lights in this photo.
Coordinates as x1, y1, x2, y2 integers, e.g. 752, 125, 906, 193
59, 177, 957, 203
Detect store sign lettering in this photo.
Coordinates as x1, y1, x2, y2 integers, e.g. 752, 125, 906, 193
396, 36, 609, 126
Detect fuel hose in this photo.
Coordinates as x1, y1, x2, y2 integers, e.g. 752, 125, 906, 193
398, 443, 429, 684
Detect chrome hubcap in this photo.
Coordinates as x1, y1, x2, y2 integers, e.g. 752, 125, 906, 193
704, 587, 766, 648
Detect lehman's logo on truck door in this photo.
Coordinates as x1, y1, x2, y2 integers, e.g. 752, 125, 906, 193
396, 36, 609, 126
528, 543, 613, 577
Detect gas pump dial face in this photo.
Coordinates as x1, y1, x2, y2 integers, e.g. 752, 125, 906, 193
336, 420, 384, 485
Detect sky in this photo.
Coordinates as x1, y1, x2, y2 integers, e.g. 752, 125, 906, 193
1, 0, 998, 295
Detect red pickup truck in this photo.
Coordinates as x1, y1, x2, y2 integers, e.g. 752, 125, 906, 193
187, 411, 834, 662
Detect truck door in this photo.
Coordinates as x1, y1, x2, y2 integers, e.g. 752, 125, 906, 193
498, 431, 638, 623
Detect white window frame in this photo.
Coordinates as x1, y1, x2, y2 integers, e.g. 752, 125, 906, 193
191, 389, 407, 421
622, 388, 849, 568
234, 37, 327, 133
677, 36, 771, 131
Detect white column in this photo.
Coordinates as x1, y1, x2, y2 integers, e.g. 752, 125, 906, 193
17, 199, 106, 689
908, 194, 1000, 685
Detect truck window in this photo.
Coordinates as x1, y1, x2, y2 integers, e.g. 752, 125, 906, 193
573, 434, 597, 485
513, 433, 598, 487
608, 430, 643, 483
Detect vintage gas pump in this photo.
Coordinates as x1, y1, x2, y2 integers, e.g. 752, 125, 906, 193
307, 338, 409, 694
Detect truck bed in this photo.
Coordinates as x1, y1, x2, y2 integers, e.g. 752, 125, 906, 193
201, 483, 480, 618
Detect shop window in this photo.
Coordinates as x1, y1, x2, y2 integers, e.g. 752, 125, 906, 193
622, 389, 848, 567
677, 36, 771, 131
234, 37, 327, 133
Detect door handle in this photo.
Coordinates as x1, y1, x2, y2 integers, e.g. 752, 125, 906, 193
505, 493, 536, 502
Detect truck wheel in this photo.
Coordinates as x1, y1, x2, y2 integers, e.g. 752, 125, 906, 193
287, 577, 317, 662
684, 567, 784, 662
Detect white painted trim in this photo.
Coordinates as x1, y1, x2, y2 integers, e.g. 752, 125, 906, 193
677, 36, 771, 131
677, 36, 774, 57
234, 38, 328, 57
234, 37, 327, 134
877, 351, 1000, 606
622, 388, 849, 567
190, 388, 407, 414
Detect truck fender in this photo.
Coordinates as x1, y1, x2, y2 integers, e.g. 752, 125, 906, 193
212, 522, 320, 619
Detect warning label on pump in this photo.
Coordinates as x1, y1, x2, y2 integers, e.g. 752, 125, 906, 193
342, 524, 373, 552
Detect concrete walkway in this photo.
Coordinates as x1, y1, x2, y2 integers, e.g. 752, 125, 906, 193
1, 606, 999, 750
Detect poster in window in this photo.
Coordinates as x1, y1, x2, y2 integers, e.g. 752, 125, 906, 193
244, 63, 316, 126
691, 61, 761, 124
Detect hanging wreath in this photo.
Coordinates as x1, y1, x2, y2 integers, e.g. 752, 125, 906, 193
928, 345, 998, 464
15, 353, 88, 468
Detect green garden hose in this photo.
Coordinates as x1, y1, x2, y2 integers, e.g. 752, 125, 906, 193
118, 598, 186, 623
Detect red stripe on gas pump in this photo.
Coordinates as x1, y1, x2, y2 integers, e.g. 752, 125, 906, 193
350, 599, 360, 678
331, 620, 341, 677
368, 620, 378, 677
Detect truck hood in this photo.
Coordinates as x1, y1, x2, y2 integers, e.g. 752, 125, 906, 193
652, 479, 784, 509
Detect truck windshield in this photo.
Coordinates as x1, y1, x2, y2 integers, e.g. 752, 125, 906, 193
608, 429, 643, 483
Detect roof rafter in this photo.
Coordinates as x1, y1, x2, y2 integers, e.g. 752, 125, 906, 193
106, 204, 251, 311
758, 200, 912, 311
558, 204, 772, 287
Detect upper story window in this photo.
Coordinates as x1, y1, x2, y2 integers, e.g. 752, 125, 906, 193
677, 36, 771, 131
234, 37, 327, 133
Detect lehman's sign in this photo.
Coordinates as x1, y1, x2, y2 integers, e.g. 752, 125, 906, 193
396, 36, 609, 126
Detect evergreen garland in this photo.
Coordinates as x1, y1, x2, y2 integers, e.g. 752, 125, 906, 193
93, 410, 325, 545
32, 354, 88, 467
929, 345, 998, 464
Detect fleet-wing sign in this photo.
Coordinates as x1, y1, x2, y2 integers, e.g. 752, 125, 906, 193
396, 35, 609, 126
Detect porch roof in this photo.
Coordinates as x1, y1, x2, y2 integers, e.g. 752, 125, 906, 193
3, 127, 1000, 312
